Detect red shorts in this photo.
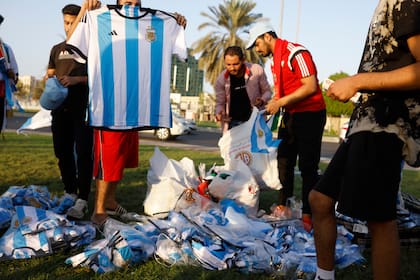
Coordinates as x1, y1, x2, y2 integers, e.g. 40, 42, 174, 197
93, 129, 139, 181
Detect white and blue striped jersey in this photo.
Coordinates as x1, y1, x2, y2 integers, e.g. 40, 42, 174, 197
67, 5, 187, 129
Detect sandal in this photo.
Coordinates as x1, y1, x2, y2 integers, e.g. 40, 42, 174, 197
91, 215, 108, 234
106, 204, 128, 217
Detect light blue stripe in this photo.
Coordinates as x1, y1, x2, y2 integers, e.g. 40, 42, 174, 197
250, 117, 267, 153
38, 231, 49, 249
251, 113, 281, 153
13, 232, 27, 253
259, 114, 281, 148
35, 207, 47, 221
125, 7, 139, 125
150, 16, 164, 126
97, 11, 115, 126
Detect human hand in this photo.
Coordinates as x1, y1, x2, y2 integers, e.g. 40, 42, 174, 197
6, 69, 15, 81
215, 113, 230, 122
174, 13, 187, 28
326, 76, 359, 103
83, 0, 101, 11
254, 97, 263, 107
59, 76, 78, 87
265, 98, 281, 115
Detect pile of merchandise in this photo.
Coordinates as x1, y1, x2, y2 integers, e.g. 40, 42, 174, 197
0, 148, 367, 277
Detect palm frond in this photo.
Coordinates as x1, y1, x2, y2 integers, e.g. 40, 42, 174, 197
191, 0, 266, 86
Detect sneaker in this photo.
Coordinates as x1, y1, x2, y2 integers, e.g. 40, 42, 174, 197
67, 198, 88, 219
54, 193, 78, 214
62, 192, 77, 201
397, 213, 416, 229
106, 204, 128, 217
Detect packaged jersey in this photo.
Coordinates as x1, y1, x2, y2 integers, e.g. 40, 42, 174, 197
67, 5, 187, 129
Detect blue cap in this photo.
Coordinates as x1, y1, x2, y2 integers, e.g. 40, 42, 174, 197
40, 77, 68, 110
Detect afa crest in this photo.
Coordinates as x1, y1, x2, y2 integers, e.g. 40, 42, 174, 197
146, 26, 156, 42
234, 151, 253, 166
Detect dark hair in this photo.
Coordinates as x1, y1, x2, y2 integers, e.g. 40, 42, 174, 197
224, 46, 244, 60
62, 4, 81, 16
0, 14, 4, 25
257, 31, 278, 41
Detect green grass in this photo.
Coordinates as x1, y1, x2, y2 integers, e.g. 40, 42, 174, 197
196, 120, 220, 129
0, 132, 419, 279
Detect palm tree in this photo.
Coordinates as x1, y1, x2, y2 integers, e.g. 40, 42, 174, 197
191, 0, 264, 86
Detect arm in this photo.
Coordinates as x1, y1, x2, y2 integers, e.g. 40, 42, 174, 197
59, 75, 88, 87
67, 0, 101, 41
327, 33, 420, 102
266, 74, 318, 114
214, 73, 228, 122
67, 1, 187, 40
46, 68, 87, 87
173, 13, 187, 29
45, 68, 55, 80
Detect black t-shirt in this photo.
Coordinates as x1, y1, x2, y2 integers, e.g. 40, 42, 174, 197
48, 41, 88, 117
229, 74, 251, 122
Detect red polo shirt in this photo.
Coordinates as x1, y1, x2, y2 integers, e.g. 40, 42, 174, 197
271, 39, 325, 113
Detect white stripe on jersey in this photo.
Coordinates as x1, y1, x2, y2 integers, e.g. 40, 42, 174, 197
286, 44, 310, 77
68, 5, 187, 129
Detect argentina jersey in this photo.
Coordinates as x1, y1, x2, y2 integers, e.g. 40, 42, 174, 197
67, 5, 187, 129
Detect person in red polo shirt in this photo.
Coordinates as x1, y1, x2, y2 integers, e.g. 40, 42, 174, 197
247, 20, 326, 232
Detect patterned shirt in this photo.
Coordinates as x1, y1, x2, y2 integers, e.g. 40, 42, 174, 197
348, 0, 420, 167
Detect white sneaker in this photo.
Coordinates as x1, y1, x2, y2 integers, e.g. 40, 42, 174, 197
67, 198, 88, 219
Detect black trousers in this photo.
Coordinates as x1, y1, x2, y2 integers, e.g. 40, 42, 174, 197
51, 109, 93, 201
277, 110, 326, 214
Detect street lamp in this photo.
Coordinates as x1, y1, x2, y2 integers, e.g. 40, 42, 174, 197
279, 0, 301, 42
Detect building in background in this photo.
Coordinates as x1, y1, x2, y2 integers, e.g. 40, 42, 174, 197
19, 75, 36, 95
17, 75, 40, 110
170, 49, 210, 121
171, 48, 204, 97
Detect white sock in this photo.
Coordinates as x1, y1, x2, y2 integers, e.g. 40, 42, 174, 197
315, 267, 334, 280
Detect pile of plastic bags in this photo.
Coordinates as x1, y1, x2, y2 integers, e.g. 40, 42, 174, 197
0, 149, 366, 277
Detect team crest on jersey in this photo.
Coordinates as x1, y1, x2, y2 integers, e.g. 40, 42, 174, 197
234, 151, 253, 166
146, 26, 156, 42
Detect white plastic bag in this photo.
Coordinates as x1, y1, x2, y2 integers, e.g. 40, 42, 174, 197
207, 159, 260, 217
144, 147, 207, 218
218, 107, 282, 190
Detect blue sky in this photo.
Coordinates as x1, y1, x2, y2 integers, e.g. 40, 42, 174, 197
1, 0, 377, 92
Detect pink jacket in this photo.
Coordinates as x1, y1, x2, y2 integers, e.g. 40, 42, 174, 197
215, 62, 272, 132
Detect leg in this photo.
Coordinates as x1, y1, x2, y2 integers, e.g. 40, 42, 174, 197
65, 119, 93, 220
295, 110, 326, 215
368, 220, 400, 280
309, 189, 337, 270
91, 129, 137, 221
91, 179, 118, 223
104, 183, 119, 210
278, 156, 296, 205
74, 119, 93, 201
52, 111, 77, 194
277, 112, 297, 205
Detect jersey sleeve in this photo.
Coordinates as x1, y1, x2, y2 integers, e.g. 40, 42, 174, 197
172, 24, 187, 61
290, 50, 318, 78
67, 13, 90, 57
